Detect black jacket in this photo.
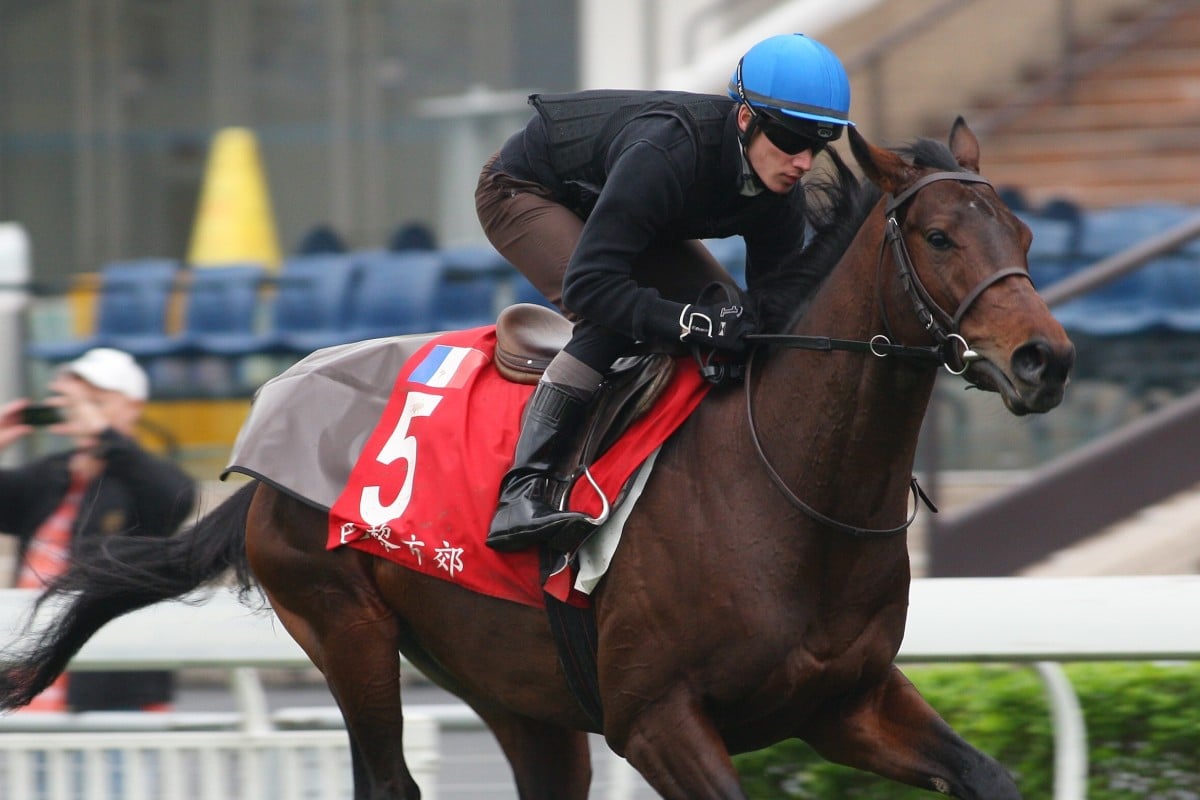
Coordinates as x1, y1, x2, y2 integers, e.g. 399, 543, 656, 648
498, 89, 808, 341
0, 428, 197, 710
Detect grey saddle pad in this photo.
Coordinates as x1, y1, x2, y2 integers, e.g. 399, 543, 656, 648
224, 334, 437, 510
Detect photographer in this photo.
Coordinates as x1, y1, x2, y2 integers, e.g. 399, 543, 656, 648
0, 347, 196, 711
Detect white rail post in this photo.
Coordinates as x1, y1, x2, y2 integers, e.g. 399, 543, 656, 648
0, 223, 30, 467
232, 666, 272, 733
1035, 662, 1088, 800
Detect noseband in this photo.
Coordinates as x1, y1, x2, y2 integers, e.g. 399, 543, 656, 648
743, 170, 1031, 538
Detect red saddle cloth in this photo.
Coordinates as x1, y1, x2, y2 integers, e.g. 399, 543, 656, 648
328, 326, 710, 609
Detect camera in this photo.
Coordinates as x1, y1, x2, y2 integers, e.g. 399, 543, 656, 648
20, 405, 64, 426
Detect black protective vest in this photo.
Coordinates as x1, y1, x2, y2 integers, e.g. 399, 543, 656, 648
530, 90, 732, 190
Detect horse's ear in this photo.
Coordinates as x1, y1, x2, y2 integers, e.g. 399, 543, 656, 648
848, 126, 917, 195
948, 116, 981, 172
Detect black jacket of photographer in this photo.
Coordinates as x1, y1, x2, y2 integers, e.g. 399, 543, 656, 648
0, 428, 196, 710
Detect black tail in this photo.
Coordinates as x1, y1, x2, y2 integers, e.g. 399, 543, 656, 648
0, 481, 259, 710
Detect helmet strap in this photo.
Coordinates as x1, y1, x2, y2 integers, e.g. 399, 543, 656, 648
733, 107, 766, 194
733, 59, 768, 150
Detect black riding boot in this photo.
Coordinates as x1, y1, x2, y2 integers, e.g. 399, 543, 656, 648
487, 381, 595, 552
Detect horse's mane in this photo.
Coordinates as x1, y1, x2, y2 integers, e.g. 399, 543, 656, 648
749, 136, 965, 333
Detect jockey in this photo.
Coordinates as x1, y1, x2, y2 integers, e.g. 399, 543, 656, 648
475, 33, 854, 552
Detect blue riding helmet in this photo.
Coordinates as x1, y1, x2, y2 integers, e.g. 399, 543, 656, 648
728, 34, 854, 142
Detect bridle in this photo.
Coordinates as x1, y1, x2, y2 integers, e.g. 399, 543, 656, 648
880, 171, 1030, 375
742, 170, 1032, 538
747, 171, 1029, 374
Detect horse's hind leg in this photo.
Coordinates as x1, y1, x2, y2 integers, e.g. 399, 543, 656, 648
268, 577, 422, 799
805, 665, 1021, 799
477, 707, 592, 800
281, 597, 421, 799
246, 490, 420, 799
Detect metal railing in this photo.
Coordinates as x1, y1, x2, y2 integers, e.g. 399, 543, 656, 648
5, 576, 1200, 800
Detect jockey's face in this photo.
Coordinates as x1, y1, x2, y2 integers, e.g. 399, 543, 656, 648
738, 104, 816, 194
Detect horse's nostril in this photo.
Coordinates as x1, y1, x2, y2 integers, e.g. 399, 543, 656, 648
1012, 341, 1049, 385
1012, 340, 1073, 386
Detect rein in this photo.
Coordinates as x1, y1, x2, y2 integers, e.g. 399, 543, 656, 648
741, 169, 1029, 538
743, 351, 938, 538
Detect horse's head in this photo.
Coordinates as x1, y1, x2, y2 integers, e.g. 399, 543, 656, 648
848, 118, 1075, 415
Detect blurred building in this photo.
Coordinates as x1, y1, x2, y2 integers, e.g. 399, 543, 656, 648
0, 0, 579, 279
0, 0, 1179, 280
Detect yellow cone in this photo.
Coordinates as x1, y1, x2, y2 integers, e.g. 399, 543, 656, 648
187, 127, 282, 269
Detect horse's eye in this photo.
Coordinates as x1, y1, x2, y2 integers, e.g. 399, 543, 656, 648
926, 230, 952, 250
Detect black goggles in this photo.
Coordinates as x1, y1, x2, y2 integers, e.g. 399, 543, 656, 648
757, 113, 836, 156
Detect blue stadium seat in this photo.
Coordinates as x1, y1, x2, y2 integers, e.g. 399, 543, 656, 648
1077, 204, 1194, 263
202, 253, 363, 357
1054, 204, 1198, 336
1153, 256, 1200, 333
439, 244, 510, 276
509, 273, 557, 311
388, 221, 437, 252
432, 245, 510, 330
1052, 263, 1160, 337
997, 185, 1030, 213
112, 264, 268, 397
1018, 212, 1080, 289
1039, 198, 1085, 258
702, 237, 747, 286
340, 250, 444, 340
120, 264, 267, 358
27, 259, 181, 362
433, 274, 502, 331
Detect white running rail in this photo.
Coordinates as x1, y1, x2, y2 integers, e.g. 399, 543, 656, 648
0, 576, 1198, 800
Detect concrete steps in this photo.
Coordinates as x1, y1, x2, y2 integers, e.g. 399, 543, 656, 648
1020, 482, 1200, 576
984, 153, 1200, 208
909, 474, 1200, 578
977, 1, 1200, 208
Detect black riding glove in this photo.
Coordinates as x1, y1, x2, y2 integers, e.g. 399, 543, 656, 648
678, 282, 757, 354
633, 282, 758, 355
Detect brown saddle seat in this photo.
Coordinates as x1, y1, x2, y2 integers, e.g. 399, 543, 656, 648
494, 303, 574, 383
494, 302, 679, 472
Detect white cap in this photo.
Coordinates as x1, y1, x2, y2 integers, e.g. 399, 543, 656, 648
61, 348, 149, 401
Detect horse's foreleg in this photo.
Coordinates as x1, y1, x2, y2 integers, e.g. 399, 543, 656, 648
805, 665, 1021, 799
477, 708, 591, 800
618, 689, 748, 800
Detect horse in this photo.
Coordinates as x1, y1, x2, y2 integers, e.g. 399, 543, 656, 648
0, 118, 1073, 799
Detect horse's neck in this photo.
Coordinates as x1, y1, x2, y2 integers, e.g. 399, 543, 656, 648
755, 211, 937, 524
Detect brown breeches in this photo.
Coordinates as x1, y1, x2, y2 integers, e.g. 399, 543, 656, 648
474, 154, 733, 317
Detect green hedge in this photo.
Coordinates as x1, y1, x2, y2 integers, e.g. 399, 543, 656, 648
732, 662, 1200, 798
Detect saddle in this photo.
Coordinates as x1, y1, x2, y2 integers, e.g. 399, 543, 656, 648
494, 303, 677, 486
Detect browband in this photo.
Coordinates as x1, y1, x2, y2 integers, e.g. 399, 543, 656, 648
885, 171, 992, 215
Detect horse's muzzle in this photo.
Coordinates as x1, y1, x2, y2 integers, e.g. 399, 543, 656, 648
968, 337, 1075, 415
